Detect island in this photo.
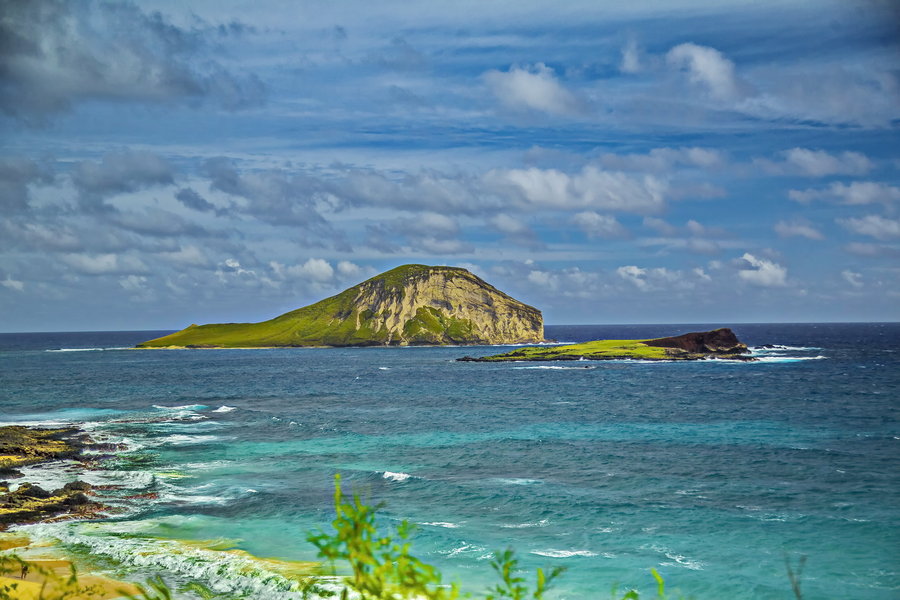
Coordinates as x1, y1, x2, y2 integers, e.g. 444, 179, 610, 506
457, 328, 754, 362
137, 264, 544, 348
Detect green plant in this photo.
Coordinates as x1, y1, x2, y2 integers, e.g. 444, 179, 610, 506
485, 548, 565, 600
0, 555, 102, 600
307, 474, 458, 600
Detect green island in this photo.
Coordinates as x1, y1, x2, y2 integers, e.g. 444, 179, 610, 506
458, 328, 754, 362
137, 264, 543, 348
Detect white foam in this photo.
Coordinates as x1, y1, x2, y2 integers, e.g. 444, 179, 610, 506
19, 523, 334, 600
494, 477, 542, 485
420, 522, 460, 528
153, 404, 208, 411
212, 405, 237, 413
45, 347, 129, 352
154, 434, 222, 446
500, 519, 549, 529
648, 544, 704, 570
382, 471, 411, 482
440, 543, 486, 558
530, 549, 598, 558
513, 365, 595, 370
378, 367, 391, 370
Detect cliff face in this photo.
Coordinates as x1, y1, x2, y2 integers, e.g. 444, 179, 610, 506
137, 264, 543, 348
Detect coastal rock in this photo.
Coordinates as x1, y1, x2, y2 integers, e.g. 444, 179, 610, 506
137, 264, 544, 348
644, 328, 749, 355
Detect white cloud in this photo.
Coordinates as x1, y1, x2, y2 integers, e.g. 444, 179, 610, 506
838, 215, 900, 240
620, 39, 642, 74
617, 265, 649, 290
643, 217, 678, 236
1, 276, 24, 292
337, 260, 364, 279
841, 270, 863, 288
61, 253, 147, 275
572, 211, 627, 238
598, 147, 724, 173
758, 148, 872, 177
483, 63, 584, 116
162, 246, 211, 268
490, 213, 530, 235
484, 166, 667, 214
271, 258, 335, 282
774, 220, 824, 240
119, 275, 147, 292
789, 181, 900, 206
666, 43, 742, 101
738, 253, 787, 287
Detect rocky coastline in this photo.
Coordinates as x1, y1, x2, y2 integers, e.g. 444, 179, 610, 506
0, 426, 109, 529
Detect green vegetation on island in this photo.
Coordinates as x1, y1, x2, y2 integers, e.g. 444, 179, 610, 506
459, 329, 753, 362
137, 265, 543, 348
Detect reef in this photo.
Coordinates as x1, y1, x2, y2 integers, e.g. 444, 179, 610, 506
0, 426, 107, 528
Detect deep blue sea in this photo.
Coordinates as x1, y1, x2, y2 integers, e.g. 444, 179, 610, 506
1, 324, 898, 599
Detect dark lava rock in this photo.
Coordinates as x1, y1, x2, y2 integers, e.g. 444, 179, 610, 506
62, 480, 92, 493
644, 328, 749, 355
15, 483, 52, 499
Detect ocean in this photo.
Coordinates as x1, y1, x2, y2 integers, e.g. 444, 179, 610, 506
0, 323, 897, 599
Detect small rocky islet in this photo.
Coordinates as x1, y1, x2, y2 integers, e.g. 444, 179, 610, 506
458, 328, 754, 362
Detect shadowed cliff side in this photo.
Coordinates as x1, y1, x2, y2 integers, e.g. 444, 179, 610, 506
137, 264, 543, 348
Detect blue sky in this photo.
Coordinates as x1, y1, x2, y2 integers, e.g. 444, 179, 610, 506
2, 0, 899, 331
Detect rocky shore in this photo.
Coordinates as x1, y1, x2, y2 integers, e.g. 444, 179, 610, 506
0, 426, 108, 529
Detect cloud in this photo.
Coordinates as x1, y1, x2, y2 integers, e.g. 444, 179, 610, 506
838, 215, 900, 240
666, 43, 744, 101
1, 276, 25, 292
0, 0, 264, 123
61, 252, 148, 275
484, 166, 667, 214
620, 39, 642, 74
774, 220, 824, 240
841, 270, 863, 288
789, 181, 900, 206
756, 148, 872, 177
176, 187, 219, 213
0, 157, 54, 213
737, 253, 787, 287
72, 150, 175, 202
572, 211, 627, 239
483, 63, 585, 116
597, 147, 725, 173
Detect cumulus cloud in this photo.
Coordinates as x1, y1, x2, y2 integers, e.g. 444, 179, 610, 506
0, 0, 264, 123
176, 187, 219, 213
774, 220, 824, 240
666, 43, 744, 101
756, 148, 872, 177
838, 215, 900, 240
841, 270, 863, 288
1, 276, 25, 292
737, 253, 787, 287
789, 182, 900, 206
483, 63, 585, 116
61, 252, 148, 275
572, 211, 627, 238
484, 166, 667, 214
620, 39, 642, 74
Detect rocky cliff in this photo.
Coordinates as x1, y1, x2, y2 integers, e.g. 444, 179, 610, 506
137, 264, 544, 348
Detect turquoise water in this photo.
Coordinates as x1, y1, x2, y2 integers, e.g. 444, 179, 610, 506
1, 324, 898, 599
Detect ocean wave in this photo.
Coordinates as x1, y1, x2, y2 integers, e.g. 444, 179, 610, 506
513, 365, 596, 370
440, 543, 487, 558
152, 404, 209, 411
20, 523, 337, 600
529, 549, 597, 558
419, 522, 460, 528
500, 519, 549, 529
647, 544, 704, 570
45, 347, 131, 352
493, 478, 542, 486
212, 405, 237, 413
381, 471, 412, 482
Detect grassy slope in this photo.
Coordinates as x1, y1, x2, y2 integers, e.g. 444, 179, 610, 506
137, 265, 483, 348
470, 339, 673, 361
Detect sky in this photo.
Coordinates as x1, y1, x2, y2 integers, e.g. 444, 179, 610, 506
1, 0, 899, 331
